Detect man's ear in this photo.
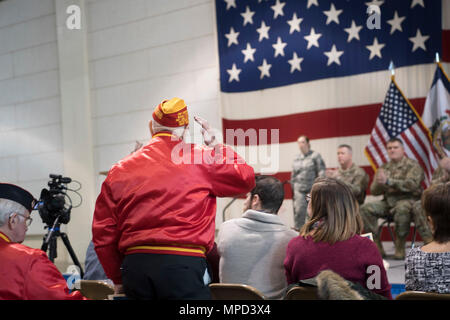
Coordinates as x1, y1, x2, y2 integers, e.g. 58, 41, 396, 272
8, 213, 18, 230
149, 120, 154, 136
251, 194, 262, 210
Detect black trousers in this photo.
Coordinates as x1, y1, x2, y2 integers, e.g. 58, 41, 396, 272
121, 253, 211, 300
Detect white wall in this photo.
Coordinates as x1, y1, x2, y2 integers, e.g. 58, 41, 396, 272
0, 0, 227, 271
0, 0, 63, 239
88, 0, 221, 181
86, 0, 227, 231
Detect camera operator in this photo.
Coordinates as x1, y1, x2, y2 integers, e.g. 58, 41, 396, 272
0, 183, 86, 300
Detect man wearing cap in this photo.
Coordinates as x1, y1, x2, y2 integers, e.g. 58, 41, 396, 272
0, 183, 85, 300
93, 97, 255, 299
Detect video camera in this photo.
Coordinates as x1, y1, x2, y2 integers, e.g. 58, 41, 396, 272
37, 174, 77, 226
37, 174, 84, 275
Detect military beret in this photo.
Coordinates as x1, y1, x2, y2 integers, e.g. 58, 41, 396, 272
0, 183, 36, 212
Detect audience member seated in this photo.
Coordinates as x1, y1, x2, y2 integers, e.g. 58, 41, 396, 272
284, 177, 392, 299
217, 175, 298, 299
360, 138, 424, 260
0, 183, 86, 300
84, 240, 113, 285
405, 182, 450, 293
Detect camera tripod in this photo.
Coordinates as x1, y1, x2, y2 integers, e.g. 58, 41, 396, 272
41, 216, 84, 278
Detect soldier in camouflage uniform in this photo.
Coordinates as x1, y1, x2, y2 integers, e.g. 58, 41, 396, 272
291, 135, 326, 230
360, 138, 423, 260
326, 144, 369, 205
411, 157, 450, 244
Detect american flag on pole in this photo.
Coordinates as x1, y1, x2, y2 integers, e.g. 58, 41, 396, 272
214, 0, 449, 224
364, 78, 439, 187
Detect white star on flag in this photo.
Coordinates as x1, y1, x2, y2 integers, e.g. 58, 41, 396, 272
411, 0, 425, 8
387, 11, 406, 34
304, 27, 322, 49
323, 3, 343, 25
241, 43, 256, 63
287, 13, 303, 34
366, 37, 386, 59
224, 0, 236, 10
225, 27, 239, 47
288, 52, 304, 73
409, 28, 429, 51
258, 59, 272, 79
271, 0, 286, 19
240, 6, 255, 26
344, 20, 362, 42
365, 0, 384, 7
324, 44, 344, 66
227, 63, 241, 82
272, 37, 287, 57
307, 0, 319, 8
256, 21, 270, 42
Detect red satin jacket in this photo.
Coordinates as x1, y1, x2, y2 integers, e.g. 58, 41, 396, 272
93, 133, 255, 284
0, 232, 86, 300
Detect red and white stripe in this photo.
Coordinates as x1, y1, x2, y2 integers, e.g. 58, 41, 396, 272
216, 3, 450, 227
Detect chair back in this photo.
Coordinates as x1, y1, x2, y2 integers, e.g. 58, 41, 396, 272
209, 283, 266, 300
284, 285, 319, 300
79, 280, 115, 300
395, 291, 450, 300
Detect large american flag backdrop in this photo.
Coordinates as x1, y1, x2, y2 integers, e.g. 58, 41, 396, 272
214, 0, 450, 225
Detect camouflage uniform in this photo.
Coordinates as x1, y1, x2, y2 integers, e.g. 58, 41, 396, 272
411, 166, 450, 243
335, 164, 369, 205
291, 150, 326, 230
360, 157, 423, 259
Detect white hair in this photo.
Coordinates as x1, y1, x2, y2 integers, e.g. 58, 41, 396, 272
0, 198, 29, 227
151, 120, 188, 140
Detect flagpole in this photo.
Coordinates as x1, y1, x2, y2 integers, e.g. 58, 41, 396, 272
435, 52, 450, 83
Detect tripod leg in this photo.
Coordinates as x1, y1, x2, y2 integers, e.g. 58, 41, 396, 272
60, 232, 84, 278
48, 236, 57, 262
41, 234, 49, 252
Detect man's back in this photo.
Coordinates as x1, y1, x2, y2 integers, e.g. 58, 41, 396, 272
217, 210, 297, 299
93, 134, 255, 284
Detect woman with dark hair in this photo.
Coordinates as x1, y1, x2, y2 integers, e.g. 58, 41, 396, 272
405, 182, 450, 293
284, 177, 392, 299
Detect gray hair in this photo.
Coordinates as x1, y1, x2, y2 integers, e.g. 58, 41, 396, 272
0, 198, 29, 227
151, 120, 188, 140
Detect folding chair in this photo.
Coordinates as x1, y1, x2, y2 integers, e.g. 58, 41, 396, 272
377, 216, 418, 248
395, 291, 450, 300
79, 280, 115, 300
284, 284, 319, 300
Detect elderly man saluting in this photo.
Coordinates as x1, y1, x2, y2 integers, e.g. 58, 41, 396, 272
0, 183, 85, 300
93, 97, 255, 299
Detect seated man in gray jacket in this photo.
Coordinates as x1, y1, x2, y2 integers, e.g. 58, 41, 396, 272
217, 175, 298, 299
